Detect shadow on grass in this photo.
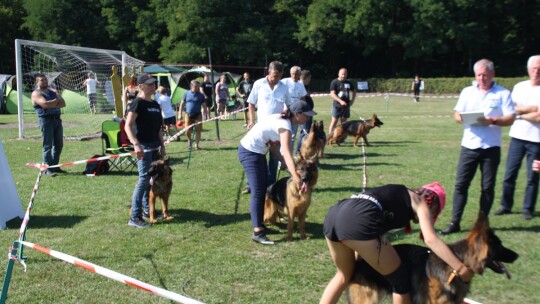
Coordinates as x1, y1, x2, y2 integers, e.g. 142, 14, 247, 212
268, 221, 326, 241
5, 215, 87, 229
166, 208, 250, 228
493, 225, 540, 233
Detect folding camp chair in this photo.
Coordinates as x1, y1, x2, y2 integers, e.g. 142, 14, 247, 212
101, 120, 137, 172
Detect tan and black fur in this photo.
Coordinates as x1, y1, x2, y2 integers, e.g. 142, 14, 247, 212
327, 114, 383, 147
147, 157, 174, 223
263, 155, 318, 241
300, 120, 326, 160
347, 213, 518, 304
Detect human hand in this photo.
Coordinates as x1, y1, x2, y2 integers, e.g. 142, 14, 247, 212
134, 144, 144, 160
458, 265, 474, 283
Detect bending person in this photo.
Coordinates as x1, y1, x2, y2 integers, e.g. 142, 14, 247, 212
320, 182, 474, 304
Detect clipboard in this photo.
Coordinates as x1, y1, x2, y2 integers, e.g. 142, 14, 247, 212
460, 111, 485, 126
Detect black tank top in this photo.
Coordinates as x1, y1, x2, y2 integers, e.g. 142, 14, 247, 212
364, 184, 414, 233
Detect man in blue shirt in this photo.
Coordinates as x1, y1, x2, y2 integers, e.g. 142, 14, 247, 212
179, 80, 205, 150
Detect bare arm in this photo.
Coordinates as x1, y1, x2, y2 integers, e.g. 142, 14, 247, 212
124, 111, 144, 159
31, 90, 63, 109
412, 196, 474, 282
330, 90, 347, 106
278, 128, 301, 185
248, 103, 256, 129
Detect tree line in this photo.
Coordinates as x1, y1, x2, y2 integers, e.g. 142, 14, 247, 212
1, 0, 539, 79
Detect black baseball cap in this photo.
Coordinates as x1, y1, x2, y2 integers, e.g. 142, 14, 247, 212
137, 73, 157, 85
290, 100, 317, 116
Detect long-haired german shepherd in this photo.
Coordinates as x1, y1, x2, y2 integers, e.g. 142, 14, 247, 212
327, 114, 383, 147
347, 213, 518, 304
147, 157, 174, 223
263, 154, 318, 241
300, 120, 326, 160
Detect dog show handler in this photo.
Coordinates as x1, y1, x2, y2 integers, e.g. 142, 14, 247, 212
320, 182, 474, 304
238, 100, 316, 245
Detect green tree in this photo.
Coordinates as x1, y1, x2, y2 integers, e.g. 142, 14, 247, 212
0, 0, 29, 74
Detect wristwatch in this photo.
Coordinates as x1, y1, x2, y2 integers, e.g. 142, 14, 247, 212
516, 115, 522, 120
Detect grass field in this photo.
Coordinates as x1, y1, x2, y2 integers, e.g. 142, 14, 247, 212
0, 95, 538, 303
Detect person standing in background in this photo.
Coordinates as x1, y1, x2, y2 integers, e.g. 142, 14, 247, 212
411, 75, 422, 102
215, 74, 230, 118
282, 66, 307, 149
236, 72, 254, 127
156, 86, 178, 141
31, 73, 66, 177
296, 70, 314, 155
83, 72, 97, 114
494, 55, 540, 220
328, 68, 355, 134
200, 74, 213, 120
180, 80, 205, 150
440, 59, 515, 235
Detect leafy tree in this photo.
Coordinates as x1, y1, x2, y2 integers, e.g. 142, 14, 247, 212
0, 0, 28, 74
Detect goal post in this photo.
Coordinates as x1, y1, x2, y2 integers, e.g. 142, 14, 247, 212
14, 39, 144, 139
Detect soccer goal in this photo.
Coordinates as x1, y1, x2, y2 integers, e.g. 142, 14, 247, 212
14, 39, 145, 139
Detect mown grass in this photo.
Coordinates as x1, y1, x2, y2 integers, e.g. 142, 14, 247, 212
0, 95, 538, 303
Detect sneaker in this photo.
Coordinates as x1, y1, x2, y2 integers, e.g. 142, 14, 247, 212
522, 210, 533, 221
142, 212, 150, 221
243, 123, 248, 127
439, 222, 460, 235
494, 208, 511, 216
52, 167, 67, 173
252, 232, 274, 245
128, 217, 150, 228
241, 187, 251, 195
43, 170, 57, 177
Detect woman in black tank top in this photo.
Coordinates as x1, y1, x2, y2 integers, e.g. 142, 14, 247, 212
320, 182, 474, 304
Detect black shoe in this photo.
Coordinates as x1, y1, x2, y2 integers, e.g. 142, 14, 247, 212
261, 224, 279, 235
439, 222, 460, 235
522, 210, 533, 221
494, 208, 511, 216
241, 187, 251, 195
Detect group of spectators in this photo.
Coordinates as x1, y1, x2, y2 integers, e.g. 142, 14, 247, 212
31, 56, 540, 302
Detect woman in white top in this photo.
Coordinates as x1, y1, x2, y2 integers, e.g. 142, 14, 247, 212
156, 86, 178, 140
238, 100, 316, 245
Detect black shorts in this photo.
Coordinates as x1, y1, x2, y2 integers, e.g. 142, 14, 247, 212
323, 198, 383, 242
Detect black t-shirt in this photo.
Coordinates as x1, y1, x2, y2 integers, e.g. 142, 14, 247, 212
128, 97, 162, 144
237, 79, 254, 98
330, 78, 353, 107
201, 81, 213, 99
364, 184, 415, 233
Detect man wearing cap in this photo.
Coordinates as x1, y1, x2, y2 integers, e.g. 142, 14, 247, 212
238, 100, 316, 245
125, 74, 166, 228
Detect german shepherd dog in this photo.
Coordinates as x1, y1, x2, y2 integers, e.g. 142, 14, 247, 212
347, 213, 518, 304
147, 157, 174, 223
327, 114, 384, 147
263, 155, 318, 241
300, 120, 326, 160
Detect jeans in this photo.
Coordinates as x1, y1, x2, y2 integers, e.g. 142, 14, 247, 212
238, 145, 268, 228
500, 138, 540, 213
268, 152, 279, 186
38, 116, 63, 167
451, 146, 500, 224
131, 143, 160, 220
296, 116, 313, 154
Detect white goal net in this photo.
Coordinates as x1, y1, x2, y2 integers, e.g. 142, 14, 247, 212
15, 39, 144, 139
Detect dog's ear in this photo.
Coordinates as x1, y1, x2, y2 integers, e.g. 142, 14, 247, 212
372, 114, 377, 121
163, 155, 170, 164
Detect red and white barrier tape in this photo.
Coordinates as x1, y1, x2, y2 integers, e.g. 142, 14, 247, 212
17, 240, 206, 304
464, 298, 482, 304
165, 106, 248, 144
310, 93, 459, 99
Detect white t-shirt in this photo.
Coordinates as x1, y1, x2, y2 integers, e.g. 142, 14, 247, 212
86, 78, 97, 94
240, 114, 292, 154
282, 77, 307, 104
247, 77, 292, 121
157, 94, 176, 119
509, 80, 540, 143
454, 83, 514, 149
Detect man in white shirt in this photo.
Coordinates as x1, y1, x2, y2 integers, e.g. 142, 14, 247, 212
440, 59, 515, 235
83, 72, 97, 114
244, 61, 292, 193
282, 66, 307, 148
495, 55, 540, 220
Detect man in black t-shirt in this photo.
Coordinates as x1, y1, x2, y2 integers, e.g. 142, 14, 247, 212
236, 72, 254, 127
329, 68, 356, 134
200, 74, 214, 120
